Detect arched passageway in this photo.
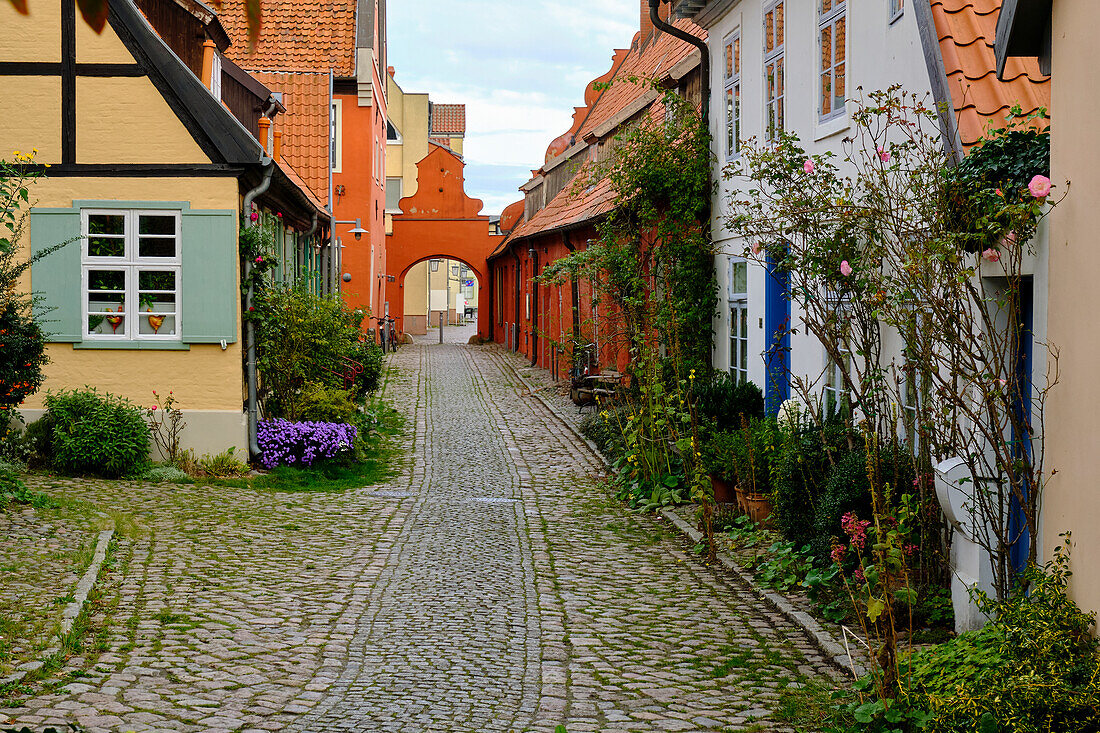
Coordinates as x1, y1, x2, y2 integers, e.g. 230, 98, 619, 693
384, 145, 503, 341
400, 257, 482, 335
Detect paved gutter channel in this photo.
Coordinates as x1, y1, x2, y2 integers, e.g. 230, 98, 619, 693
1, 528, 115, 686
495, 346, 864, 679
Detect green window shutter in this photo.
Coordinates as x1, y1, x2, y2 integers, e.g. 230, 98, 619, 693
30, 208, 82, 343
181, 209, 238, 344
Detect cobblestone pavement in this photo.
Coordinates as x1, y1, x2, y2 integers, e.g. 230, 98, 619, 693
4, 338, 836, 732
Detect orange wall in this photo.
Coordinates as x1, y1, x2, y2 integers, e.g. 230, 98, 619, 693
334, 71, 387, 326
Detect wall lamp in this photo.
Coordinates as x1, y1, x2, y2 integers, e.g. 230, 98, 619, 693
335, 218, 368, 240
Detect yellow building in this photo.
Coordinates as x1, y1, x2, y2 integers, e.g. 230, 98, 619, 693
1, 0, 332, 458
384, 70, 475, 333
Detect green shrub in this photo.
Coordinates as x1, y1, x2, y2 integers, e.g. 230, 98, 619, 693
771, 423, 852, 550
579, 404, 632, 460
909, 542, 1099, 733
813, 449, 873, 561
253, 285, 379, 417
0, 465, 54, 508
352, 340, 385, 394
22, 414, 54, 468
294, 383, 359, 423
692, 372, 765, 432
44, 387, 150, 478
177, 447, 250, 478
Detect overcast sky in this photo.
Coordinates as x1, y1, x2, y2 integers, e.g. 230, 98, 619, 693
387, 0, 641, 216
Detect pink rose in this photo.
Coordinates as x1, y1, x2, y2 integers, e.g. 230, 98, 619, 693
982, 248, 1001, 263
877, 146, 890, 163
840, 260, 853, 277
750, 241, 762, 256
995, 188, 1004, 198
255, 256, 263, 263
150, 405, 158, 411
276, 212, 282, 218
1028, 174, 1052, 199
249, 212, 258, 222
803, 159, 814, 174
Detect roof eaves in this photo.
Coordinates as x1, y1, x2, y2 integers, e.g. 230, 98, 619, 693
110, 0, 263, 166
913, 0, 965, 163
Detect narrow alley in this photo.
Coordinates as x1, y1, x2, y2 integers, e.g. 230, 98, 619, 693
5, 338, 837, 732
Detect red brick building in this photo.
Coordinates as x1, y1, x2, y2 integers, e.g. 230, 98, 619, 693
488, 2, 705, 379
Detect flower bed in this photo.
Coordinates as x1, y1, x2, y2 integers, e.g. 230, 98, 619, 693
256, 419, 357, 469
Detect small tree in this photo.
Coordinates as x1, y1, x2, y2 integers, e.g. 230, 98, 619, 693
725, 87, 1058, 600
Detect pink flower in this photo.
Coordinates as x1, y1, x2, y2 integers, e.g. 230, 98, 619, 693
831, 544, 847, 565
995, 188, 1004, 198
249, 212, 258, 222
804, 159, 815, 174
1028, 174, 1052, 199
255, 256, 263, 263
877, 146, 890, 163
276, 212, 282, 218
150, 405, 158, 411
751, 241, 762, 256
853, 567, 866, 584
841, 512, 871, 550
982, 248, 1001, 263
840, 260, 853, 277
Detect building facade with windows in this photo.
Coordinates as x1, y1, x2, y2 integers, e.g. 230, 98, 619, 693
2, 0, 331, 456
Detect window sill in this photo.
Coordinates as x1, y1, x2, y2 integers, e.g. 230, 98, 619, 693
73, 341, 191, 351
814, 114, 850, 142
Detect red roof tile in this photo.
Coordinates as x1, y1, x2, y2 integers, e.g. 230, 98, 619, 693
252, 70, 331, 205
431, 104, 466, 136
217, 0, 357, 76
931, 0, 1049, 148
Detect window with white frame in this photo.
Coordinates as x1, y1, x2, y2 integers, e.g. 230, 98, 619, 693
723, 31, 741, 158
386, 177, 403, 212
763, 0, 785, 140
728, 257, 749, 385
819, 0, 847, 121
889, 0, 903, 23
82, 210, 180, 341
330, 100, 343, 173
824, 347, 851, 417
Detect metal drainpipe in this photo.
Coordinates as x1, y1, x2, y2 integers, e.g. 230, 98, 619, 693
242, 158, 274, 462
649, 0, 710, 132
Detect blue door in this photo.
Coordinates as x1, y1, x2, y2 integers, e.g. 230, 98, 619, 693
1009, 277, 1034, 576
764, 253, 791, 416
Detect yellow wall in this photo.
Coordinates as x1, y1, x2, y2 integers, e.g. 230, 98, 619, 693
78, 77, 209, 164
0, 0, 60, 62
386, 74, 431, 199
1045, 2, 1100, 620
19, 173, 243, 414
0, 77, 62, 161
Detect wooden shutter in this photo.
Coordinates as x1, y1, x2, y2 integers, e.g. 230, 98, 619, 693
180, 209, 239, 344
30, 208, 82, 343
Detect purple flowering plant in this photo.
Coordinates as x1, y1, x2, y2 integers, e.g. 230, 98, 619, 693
257, 419, 357, 469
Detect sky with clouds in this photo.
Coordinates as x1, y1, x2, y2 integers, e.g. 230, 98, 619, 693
387, 0, 642, 216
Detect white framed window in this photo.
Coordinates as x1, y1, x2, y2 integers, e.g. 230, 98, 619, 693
889, 0, 903, 23
723, 31, 741, 159
210, 52, 222, 101
728, 257, 749, 385
386, 177, 403, 213
819, 0, 847, 121
331, 99, 343, 173
824, 347, 851, 417
763, 0, 785, 140
82, 210, 181, 342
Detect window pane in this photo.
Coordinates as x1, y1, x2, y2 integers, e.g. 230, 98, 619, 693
836, 17, 846, 63
88, 236, 124, 257
731, 261, 747, 294
139, 237, 176, 258
734, 83, 741, 153
835, 62, 846, 110
88, 291, 125, 310
89, 269, 125, 291
725, 43, 733, 78
88, 214, 124, 236
822, 73, 832, 116
88, 314, 125, 335
822, 0, 832, 13
775, 3, 784, 46
138, 215, 176, 235
765, 11, 774, 52
139, 270, 176, 291
138, 292, 176, 313
726, 89, 735, 154
821, 25, 832, 72
138, 313, 175, 336
734, 37, 740, 74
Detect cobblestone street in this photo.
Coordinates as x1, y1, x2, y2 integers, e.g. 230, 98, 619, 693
4, 334, 836, 732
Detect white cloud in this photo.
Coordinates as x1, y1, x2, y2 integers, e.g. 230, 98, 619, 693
387, 0, 640, 214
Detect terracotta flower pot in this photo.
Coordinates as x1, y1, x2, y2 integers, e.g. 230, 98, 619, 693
742, 492, 774, 528
709, 474, 736, 504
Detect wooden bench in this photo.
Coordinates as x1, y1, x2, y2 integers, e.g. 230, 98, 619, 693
571, 371, 625, 412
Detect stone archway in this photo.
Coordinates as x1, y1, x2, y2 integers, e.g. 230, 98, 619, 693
385, 145, 504, 340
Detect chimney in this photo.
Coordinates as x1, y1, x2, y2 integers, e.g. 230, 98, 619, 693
640, 0, 672, 46
387, 65, 395, 78
257, 117, 271, 154
200, 39, 216, 89
272, 129, 282, 160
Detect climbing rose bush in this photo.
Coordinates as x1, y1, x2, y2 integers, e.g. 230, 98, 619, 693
256, 419, 357, 468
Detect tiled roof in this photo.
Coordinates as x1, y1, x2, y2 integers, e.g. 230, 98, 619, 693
431, 103, 466, 136
252, 70, 331, 205
931, 0, 1049, 148
217, 0, 357, 76
277, 156, 328, 214
575, 19, 704, 140
503, 19, 704, 248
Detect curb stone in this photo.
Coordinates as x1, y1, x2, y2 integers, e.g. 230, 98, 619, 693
659, 507, 865, 678
494, 348, 865, 679
0, 527, 114, 687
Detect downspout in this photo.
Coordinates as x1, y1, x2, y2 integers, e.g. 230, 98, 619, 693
243, 158, 274, 462
511, 246, 522, 353
529, 245, 539, 366
651, 0, 714, 368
